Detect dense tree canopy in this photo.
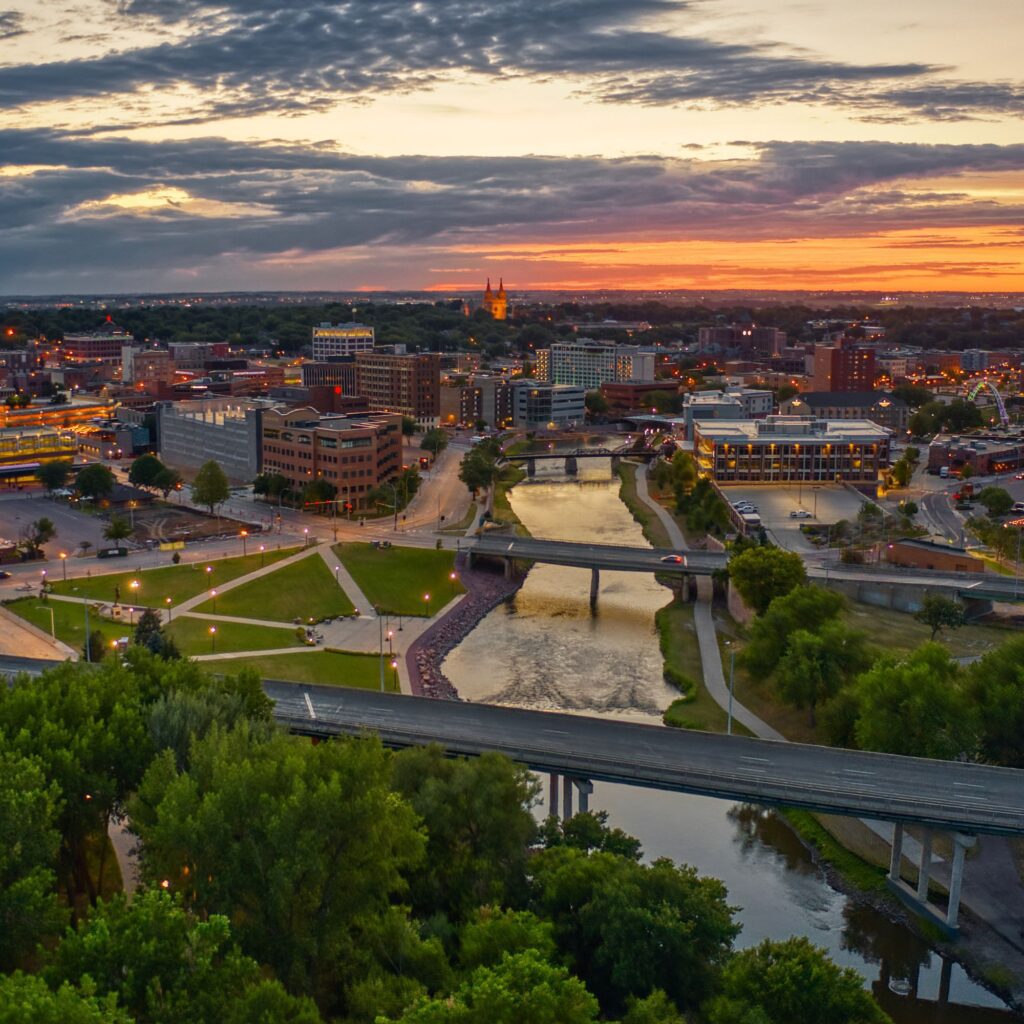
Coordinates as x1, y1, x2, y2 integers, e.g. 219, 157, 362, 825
728, 547, 806, 616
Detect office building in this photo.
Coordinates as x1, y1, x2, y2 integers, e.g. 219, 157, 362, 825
697, 323, 786, 356
260, 406, 402, 509
122, 347, 175, 386
354, 351, 440, 428
168, 342, 230, 369
694, 415, 890, 484
960, 350, 994, 373
537, 339, 655, 389
811, 339, 877, 392
599, 381, 677, 414
511, 381, 586, 430
156, 398, 263, 483
440, 382, 482, 428
781, 391, 909, 432
59, 319, 133, 364
311, 323, 375, 360
475, 374, 514, 430
301, 359, 359, 393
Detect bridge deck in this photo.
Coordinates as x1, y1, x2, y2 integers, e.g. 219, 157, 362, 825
268, 686, 1024, 837
469, 535, 722, 573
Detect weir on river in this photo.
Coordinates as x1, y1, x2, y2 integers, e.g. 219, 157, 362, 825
441, 458, 1017, 1023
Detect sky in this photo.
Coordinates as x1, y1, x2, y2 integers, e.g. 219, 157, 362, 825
1, 0, 1023, 296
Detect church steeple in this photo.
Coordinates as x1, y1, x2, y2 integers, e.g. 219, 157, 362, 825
497, 277, 506, 298
482, 275, 507, 320
484, 277, 493, 299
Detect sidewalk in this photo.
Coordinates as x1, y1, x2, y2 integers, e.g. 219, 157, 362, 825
313, 543, 376, 617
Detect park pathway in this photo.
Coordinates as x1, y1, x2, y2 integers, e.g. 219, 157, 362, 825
313, 542, 376, 617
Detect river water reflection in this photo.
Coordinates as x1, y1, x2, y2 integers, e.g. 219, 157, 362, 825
442, 466, 1017, 1022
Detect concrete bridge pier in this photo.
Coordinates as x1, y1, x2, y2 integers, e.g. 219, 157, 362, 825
549, 773, 559, 818
565, 456, 578, 475
549, 774, 594, 819
526, 458, 536, 477
610, 455, 620, 473
888, 823, 976, 932
575, 778, 593, 813
590, 567, 600, 612
562, 775, 573, 818
504, 557, 514, 580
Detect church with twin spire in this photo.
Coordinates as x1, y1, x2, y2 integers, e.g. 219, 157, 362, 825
482, 277, 507, 320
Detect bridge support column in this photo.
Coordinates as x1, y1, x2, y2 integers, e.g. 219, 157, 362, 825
945, 833, 976, 930
938, 957, 952, 1004
562, 775, 574, 819
526, 458, 536, 478
916, 830, 933, 902
888, 822, 904, 882
610, 455, 620, 473
504, 557, 513, 580
565, 456, 578, 475
549, 773, 560, 818
574, 778, 593, 814
590, 567, 599, 611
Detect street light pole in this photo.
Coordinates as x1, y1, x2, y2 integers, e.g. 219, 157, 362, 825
378, 611, 385, 692
240, 529, 248, 556
60, 552, 67, 581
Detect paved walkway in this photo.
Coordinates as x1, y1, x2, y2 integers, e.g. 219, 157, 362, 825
313, 543, 376, 617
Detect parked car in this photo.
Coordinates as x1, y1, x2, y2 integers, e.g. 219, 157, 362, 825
789, 509, 812, 519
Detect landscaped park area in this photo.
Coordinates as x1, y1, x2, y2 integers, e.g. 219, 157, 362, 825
4, 541, 462, 690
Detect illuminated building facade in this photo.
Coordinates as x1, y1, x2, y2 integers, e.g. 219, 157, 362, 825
482, 278, 507, 320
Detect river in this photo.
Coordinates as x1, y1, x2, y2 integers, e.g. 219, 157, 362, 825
442, 461, 1017, 1022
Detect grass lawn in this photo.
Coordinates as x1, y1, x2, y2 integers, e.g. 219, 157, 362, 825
617, 464, 672, 549
195, 553, 354, 622
492, 464, 529, 535
210, 649, 397, 690
168, 616, 303, 657
334, 542, 465, 616
49, 546, 300, 607
5, 597, 123, 650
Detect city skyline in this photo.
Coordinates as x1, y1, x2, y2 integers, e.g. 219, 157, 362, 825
2, 0, 1023, 294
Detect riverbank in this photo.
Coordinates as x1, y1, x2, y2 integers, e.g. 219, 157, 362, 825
404, 560, 524, 699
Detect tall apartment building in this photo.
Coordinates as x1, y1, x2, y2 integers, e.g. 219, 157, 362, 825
811, 339, 877, 392
476, 374, 514, 429
311, 323, 375, 360
440, 383, 482, 428
537, 339, 655, 389
354, 351, 440, 429
260, 406, 402, 509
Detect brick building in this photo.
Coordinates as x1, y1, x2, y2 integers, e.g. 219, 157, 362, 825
354, 351, 440, 429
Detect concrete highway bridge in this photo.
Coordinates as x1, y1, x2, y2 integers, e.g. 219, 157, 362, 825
269, 685, 1024, 932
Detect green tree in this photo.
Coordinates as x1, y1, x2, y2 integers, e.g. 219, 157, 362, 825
19, 515, 56, 557
0, 748, 66, 969
903, 445, 920, 466
0, 972, 130, 1024
191, 460, 230, 515
134, 607, 180, 660
153, 465, 184, 498
706, 937, 888, 1024
850, 644, 970, 759
47, 890, 323, 1024
531, 848, 738, 1015
36, 458, 74, 493
774, 623, 872, 726
728, 547, 806, 616
128, 453, 164, 489
584, 391, 609, 416
740, 586, 845, 680
976, 486, 1013, 517
889, 459, 912, 487
102, 514, 132, 551
302, 478, 337, 508
959, 463, 975, 480
391, 747, 538, 923
913, 593, 965, 641
253, 471, 288, 501
0, 661, 152, 906
963, 635, 1024, 767
539, 810, 642, 861
402, 416, 418, 436
131, 728, 424, 1015
83, 630, 107, 663
907, 409, 935, 439
620, 990, 687, 1024
459, 448, 499, 494
76, 464, 116, 502
420, 428, 449, 457
385, 950, 600, 1024
459, 907, 557, 972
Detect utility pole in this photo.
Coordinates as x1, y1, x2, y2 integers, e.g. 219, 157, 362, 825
378, 611, 385, 692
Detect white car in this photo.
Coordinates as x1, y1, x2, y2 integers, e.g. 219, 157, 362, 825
789, 509, 812, 519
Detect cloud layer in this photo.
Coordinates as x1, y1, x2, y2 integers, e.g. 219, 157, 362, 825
1, 0, 1021, 125
2, 129, 1023, 292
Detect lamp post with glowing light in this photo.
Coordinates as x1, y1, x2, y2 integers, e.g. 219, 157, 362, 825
259, 544, 266, 568
210, 589, 217, 614
423, 593, 430, 617
209, 626, 217, 653
59, 552, 67, 581
448, 570, 457, 597
165, 597, 173, 623
303, 527, 310, 548
240, 529, 248, 556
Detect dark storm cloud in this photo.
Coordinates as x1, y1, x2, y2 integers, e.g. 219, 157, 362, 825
2, 131, 1024, 292
0, 0, 1016, 123
0, 9, 24, 38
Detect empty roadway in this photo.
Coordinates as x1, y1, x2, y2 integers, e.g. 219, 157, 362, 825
267, 685, 1024, 837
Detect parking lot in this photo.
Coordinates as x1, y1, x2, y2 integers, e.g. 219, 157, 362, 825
718, 483, 868, 552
